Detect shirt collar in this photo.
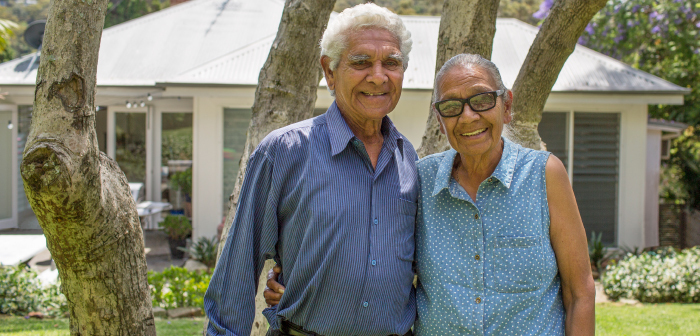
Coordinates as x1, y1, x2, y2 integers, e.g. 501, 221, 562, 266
431, 137, 519, 196
326, 101, 404, 157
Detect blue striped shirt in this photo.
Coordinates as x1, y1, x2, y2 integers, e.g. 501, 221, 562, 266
205, 102, 419, 336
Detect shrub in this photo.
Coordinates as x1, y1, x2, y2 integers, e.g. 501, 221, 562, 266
0, 266, 67, 317
601, 247, 700, 303
148, 266, 212, 309
159, 215, 192, 240
179, 236, 218, 268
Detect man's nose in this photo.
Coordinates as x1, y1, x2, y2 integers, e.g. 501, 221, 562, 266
366, 62, 388, 85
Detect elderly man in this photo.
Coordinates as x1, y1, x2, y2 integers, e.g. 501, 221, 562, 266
204, 4, 418, 336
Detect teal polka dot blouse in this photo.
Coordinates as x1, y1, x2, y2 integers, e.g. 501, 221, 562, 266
414, 137, 565, 335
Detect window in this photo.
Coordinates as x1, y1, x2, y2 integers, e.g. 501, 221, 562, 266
223, 108, 252, 211
538, 112, 620, 245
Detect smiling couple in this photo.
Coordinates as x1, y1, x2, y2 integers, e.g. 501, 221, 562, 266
204, 3, 595, 336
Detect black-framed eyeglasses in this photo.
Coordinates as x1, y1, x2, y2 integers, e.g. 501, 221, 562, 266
433, 90, 505, 117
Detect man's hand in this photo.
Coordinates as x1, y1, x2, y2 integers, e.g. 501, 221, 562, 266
264, 264, 285, 306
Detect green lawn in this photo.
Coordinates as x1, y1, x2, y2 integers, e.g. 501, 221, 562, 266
596, 303, 700, 336
2, 304, 699, 335
0, 316, 204, 336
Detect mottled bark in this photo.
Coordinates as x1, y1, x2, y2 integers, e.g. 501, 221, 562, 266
508, 0, 607, 149
214, 1, 336, 335
20, 0, 155, 335
416, 0, 500, 158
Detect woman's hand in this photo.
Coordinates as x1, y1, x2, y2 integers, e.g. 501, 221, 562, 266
264, 264, 285, 306
546, 155, 596, 336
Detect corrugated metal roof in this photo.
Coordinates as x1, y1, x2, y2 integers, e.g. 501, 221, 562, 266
0, 0, 285, 86
0, 0, 688, 94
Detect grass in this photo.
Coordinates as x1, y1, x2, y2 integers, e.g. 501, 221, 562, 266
596, 303, 700, 336
0, 316, 205, 336
2, 304, 699, 335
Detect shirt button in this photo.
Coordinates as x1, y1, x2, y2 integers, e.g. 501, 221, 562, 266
474, 214, 479, 220
476, 297, 482, 304
371, 260, 377, 266
363, 301, 369, 308
373, 219, 378, 225
475, 254, 480, 260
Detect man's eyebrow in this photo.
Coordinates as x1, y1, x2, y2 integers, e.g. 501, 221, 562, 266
348, 54, 370, 62
387, 53, 403, 63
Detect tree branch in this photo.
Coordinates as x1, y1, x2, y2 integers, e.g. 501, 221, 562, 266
508, 0, 607, 150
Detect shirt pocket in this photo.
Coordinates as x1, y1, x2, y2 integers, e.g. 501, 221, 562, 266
394, 198, 417, 262
492, 235, 544, 293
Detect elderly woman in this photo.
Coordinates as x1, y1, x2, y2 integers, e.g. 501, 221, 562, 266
414, 54, 595, 335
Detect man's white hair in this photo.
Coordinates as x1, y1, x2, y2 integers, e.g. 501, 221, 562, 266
320, 3, 412, 72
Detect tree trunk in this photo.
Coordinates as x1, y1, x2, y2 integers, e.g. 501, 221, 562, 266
214, 1, 336, 335
416, 0, 500, 158
508, 0, 607, 150
20, 1, 155, 335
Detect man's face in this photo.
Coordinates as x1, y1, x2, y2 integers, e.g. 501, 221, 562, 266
435, 65, 512, 158
322, 28, 404, 122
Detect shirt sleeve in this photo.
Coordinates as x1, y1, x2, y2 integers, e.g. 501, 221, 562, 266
204, 148, 279, 336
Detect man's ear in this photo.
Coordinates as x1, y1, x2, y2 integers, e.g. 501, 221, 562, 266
503, 90, 513, 124
320, 55, 335, 91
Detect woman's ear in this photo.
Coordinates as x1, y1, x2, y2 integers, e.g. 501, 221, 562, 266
503, 90, 513, 124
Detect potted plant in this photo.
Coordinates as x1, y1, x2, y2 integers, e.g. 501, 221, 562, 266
159, 215, 192, 259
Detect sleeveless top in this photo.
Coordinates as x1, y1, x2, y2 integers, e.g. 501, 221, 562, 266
414, 137, 565, 336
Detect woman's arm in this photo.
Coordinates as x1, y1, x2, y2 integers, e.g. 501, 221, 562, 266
546, 155, 596, 336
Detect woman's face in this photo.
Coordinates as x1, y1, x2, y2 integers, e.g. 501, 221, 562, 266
435, 65, 512, 159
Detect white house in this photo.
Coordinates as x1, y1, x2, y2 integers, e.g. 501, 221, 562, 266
0, 0, 689, 249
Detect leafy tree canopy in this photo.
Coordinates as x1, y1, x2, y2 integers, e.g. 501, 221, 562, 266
582, 0, 700, 126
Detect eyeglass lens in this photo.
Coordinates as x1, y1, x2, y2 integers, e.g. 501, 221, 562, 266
437, 92, 497, 116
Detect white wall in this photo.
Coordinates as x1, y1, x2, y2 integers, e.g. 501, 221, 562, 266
181, 88, 257, 239
645, 129, 661, 247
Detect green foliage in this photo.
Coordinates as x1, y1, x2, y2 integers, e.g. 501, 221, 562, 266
161, 125, 192, 165
0, 18, 18, 54
170, 167, 192, 196
601, 247, 700, 303
334, 0, 443, 16
179, 236, 218, 268
105, 0, 170, 29
0, 0, 52, 62
0, 266, 67, 317
148, 266, 211, 309
334, 0, 540, 20
670, 129, 700, 209
497, 0, 541, 25
584, 0, 700, 127
588, 231, 608, 272
159, 214, 192, 239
